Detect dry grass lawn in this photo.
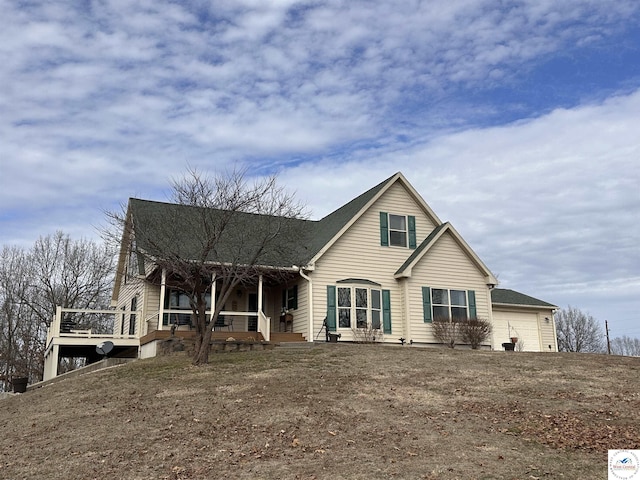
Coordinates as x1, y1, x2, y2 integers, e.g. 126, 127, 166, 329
1, 344, 639, 479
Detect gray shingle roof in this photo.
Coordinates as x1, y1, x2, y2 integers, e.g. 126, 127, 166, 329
129, 173, 398, 269
130, 198, 314, 268
491, 288, 557, 308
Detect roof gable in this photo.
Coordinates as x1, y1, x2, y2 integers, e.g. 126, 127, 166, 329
307, 172, 442, 265
394, 222, 498, 285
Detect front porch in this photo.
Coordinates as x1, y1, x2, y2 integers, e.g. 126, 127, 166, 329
43, 301, 308, 380
152, 268, 308, 343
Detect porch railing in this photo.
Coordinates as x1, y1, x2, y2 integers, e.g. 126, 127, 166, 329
258, 311, 270, 342
156, 309, 271, 341
47, 306, 140, 347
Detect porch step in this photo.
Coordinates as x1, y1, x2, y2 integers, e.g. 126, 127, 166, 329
270, 332, 306, 343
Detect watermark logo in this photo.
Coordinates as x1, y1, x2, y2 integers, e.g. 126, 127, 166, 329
609, 450, 640, 480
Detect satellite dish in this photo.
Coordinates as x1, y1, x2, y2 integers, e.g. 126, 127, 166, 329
96, 341, 114, 356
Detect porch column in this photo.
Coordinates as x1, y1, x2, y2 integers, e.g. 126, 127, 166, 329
210, 274, 217, 325
43, 344, 59, 381
258, 274, 263, 314
257, 274, 270, 341
158, 268, 166, 331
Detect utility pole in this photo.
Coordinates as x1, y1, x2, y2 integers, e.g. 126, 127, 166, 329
605, 320, 611, 355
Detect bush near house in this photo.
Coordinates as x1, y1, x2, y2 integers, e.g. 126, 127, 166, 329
433, 317, 492, 349
432, 318, 460, 348
459, 317, 493, 349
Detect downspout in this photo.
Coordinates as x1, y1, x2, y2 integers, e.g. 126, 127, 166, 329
158, 268, 166, 331
402, 278, 411, 343
297, 267, 314, 343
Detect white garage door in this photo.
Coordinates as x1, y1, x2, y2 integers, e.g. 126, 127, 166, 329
492, 310, 542, 352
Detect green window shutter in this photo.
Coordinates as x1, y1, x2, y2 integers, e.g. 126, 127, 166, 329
468, 290, 477, 319
382, 290, 392, 334
292, 285, 298, 310
380, 212, 389, 246
422, 287, 432, 323
282, 289, 287, 309
326, 285, 337, 331
408, 215, 417, 249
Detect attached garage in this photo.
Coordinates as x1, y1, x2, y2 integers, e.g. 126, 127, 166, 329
491, 289, 558, 352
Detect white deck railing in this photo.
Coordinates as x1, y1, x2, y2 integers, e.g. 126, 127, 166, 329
47, 306, 140, 348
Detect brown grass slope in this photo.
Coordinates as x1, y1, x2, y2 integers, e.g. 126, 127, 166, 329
1, 345, 639, 480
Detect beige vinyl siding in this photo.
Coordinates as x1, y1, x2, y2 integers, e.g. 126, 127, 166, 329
293, 280, 309, 338
144, 283, 161, 334
539, 313, 558, 352
406, 231, 492, 345
116, 276, 145, 337
310, 182, 437, 342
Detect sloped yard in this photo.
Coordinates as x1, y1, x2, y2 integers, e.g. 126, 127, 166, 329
1, 344, 638, 479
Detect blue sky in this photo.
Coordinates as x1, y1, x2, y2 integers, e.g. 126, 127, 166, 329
1, 0, 639, 339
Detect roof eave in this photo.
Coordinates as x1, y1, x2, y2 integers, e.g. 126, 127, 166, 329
492, 302, 558, 310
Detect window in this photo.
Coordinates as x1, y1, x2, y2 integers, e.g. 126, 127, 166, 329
423, 287, 476, 323
282, 285, 298, 311
162, 288, 210, 326
380, 212, 416, 248
355, 288, 368, 328
330, 285, 389, 333
338, 287, 351, 328
389, 215, 407, 247
129, 297, 137, 335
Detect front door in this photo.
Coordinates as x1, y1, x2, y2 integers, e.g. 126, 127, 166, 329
248, 293, 258, 332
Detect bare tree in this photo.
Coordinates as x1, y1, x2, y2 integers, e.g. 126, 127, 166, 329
0, 246, 30, 390
611, 336, 640, 357
108, 167, 308, 365
555, 306, 604, 353
0, 234, 115, 387
28, 232, 116, 327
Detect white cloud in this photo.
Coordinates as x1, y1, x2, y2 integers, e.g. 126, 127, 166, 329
282, 88, 640, 332
1, 0, 639, 332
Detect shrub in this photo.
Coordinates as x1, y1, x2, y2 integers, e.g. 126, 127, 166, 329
459, 317, 492, 349
432, 319, 460, 348
351, 324, 383, 343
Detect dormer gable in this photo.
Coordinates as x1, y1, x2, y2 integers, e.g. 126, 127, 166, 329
394, 222, 498, 286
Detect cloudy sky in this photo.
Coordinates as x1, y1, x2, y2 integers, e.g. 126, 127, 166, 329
1, 0, 639, 338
